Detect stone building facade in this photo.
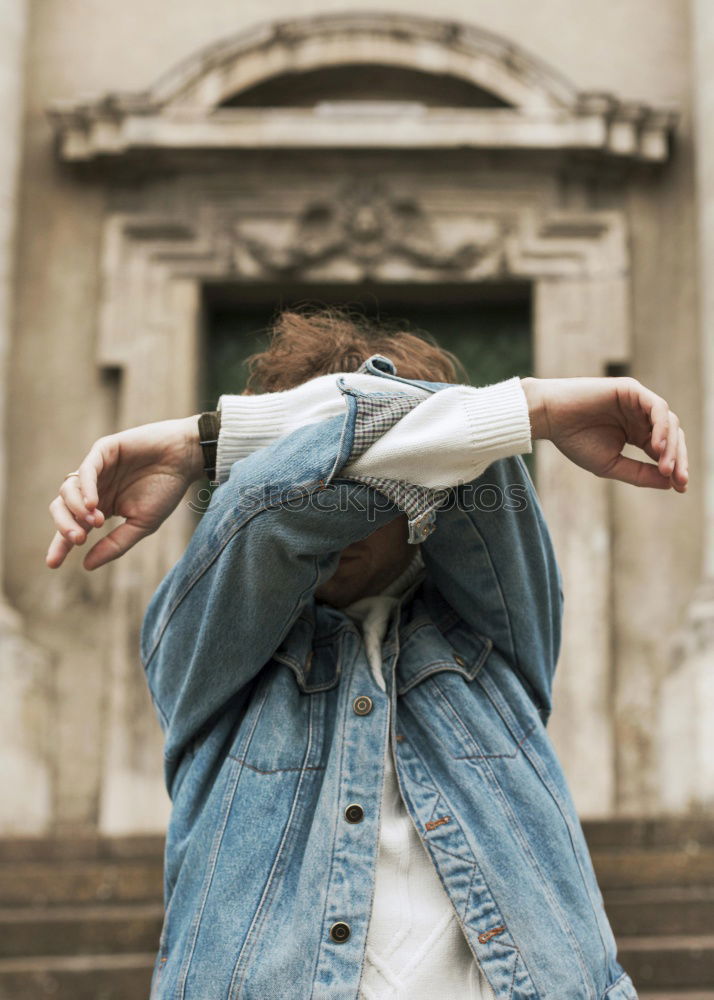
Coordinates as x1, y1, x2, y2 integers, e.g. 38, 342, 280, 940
1, 0, 711, 837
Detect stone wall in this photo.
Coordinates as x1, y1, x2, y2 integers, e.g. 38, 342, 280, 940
2, 0, 705, 833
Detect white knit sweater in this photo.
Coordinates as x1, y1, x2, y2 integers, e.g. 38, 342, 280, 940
215, 371, 531, 999
216, 372, 531, 488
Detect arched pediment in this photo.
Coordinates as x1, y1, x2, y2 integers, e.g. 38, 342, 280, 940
107, 12, 577, 113
219, 63, 512, 110
48, 11, 676, 162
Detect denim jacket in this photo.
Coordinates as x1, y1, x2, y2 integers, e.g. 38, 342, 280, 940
141, 358, 638, 1000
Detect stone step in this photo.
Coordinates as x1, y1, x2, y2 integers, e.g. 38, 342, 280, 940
0, 860, 163, 907
0, 952, 154, 1000
0, 818, 708, 859
0, 903, 163, 958
639, 994, 714, 1000
3, 850, 709, 905
640, 994, 714, 1000
0, 836, 163, 863
591, 846, 714, 889
583, 819, 714, 850
604, 886, 714, 937
618, 934, 714, 990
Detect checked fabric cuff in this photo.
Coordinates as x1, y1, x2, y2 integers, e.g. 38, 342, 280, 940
340, 370, 450, 544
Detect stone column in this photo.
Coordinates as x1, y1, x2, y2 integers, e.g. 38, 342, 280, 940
659, 0, 714, 811
693, 0, 714, 586
0, 0, 53, 834
533, 276, 617, 817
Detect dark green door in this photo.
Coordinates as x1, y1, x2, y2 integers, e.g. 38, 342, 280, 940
201, 282, 533, 472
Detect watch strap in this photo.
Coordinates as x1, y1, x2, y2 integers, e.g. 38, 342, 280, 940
197, 410, 220, 483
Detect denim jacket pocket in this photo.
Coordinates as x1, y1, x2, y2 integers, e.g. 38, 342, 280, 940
225, 663, 332, 775
223, 623, 345, 775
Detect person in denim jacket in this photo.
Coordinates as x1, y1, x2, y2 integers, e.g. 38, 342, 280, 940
47, 309, 688, 1000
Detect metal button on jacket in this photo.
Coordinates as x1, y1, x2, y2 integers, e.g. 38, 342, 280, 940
453, 653, 466, 667
344, 803, 364, 824
353, 695, 373, 716
330, 921, 351, 943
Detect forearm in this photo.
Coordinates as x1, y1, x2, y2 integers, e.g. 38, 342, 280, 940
421, 453, 563, 717
215, 373, 533, 487
215, 372, 428, 482
142, 413, 405, 773
343, 376, 532, 488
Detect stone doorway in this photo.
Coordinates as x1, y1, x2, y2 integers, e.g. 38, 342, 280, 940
202, 280, 532, 403
42, 11, 677, 833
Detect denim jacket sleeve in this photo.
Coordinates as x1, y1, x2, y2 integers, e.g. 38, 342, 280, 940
141, 371, 562, 788
140, 400, 411, 783
420, 454, 564, 718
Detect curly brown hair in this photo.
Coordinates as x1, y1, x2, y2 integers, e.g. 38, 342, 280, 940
244, 306, 466, 393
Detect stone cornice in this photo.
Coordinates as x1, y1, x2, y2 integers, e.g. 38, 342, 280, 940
47, 12, 677, 164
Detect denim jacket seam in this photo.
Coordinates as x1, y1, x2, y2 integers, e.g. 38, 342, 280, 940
511, 725, 614, 966
272, 631, 345, 694
427, 674, 596, 996
397, 730, 541, 998
601, 971, 633, 999
460, 512, 518, 670
336, 378, 425, 401
176, 749, 246, 999
307, 653, 363, 1000
397, 640, 492, 697
228, 697, 325, 1000
459, 502, 550, 715
457, 726, 595, 997
142, 480, 334, 674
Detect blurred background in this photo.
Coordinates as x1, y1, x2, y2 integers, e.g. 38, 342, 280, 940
0, 0, 712, 996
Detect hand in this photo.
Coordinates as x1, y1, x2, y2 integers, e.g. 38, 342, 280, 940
46, 416, 205, 570
521, 376, 688, 491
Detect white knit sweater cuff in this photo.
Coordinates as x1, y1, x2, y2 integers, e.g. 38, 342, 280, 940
460, 375, 533, 473
215, 374, 358, 482
216, 392, 293, 483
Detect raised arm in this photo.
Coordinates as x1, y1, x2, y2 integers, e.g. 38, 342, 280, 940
46, 371, 687, 572
140, 400, 417, 779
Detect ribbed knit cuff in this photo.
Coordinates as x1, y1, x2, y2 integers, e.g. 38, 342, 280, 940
459, 376, 532, 474
215, 375, 351, 482
216, 392, 292, 483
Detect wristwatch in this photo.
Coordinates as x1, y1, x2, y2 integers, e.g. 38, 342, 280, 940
197, 410, 221, 483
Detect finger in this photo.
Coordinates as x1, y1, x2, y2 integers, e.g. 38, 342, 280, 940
49, 495, 88, 545
83, 520, 150, 571
46, 530, 71, 568
659, 411, 680, 477
60, 475, 102, 527
45, 530, 73, 569
639, 388, 671, 455
604, 454, 673, 489
672, 427, 688, 492
641, 436, 662, 464
77, 437, 115, 512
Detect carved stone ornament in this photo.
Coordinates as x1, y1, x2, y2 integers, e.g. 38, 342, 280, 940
232, 181, 505, 279
46, 12, 677, 164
